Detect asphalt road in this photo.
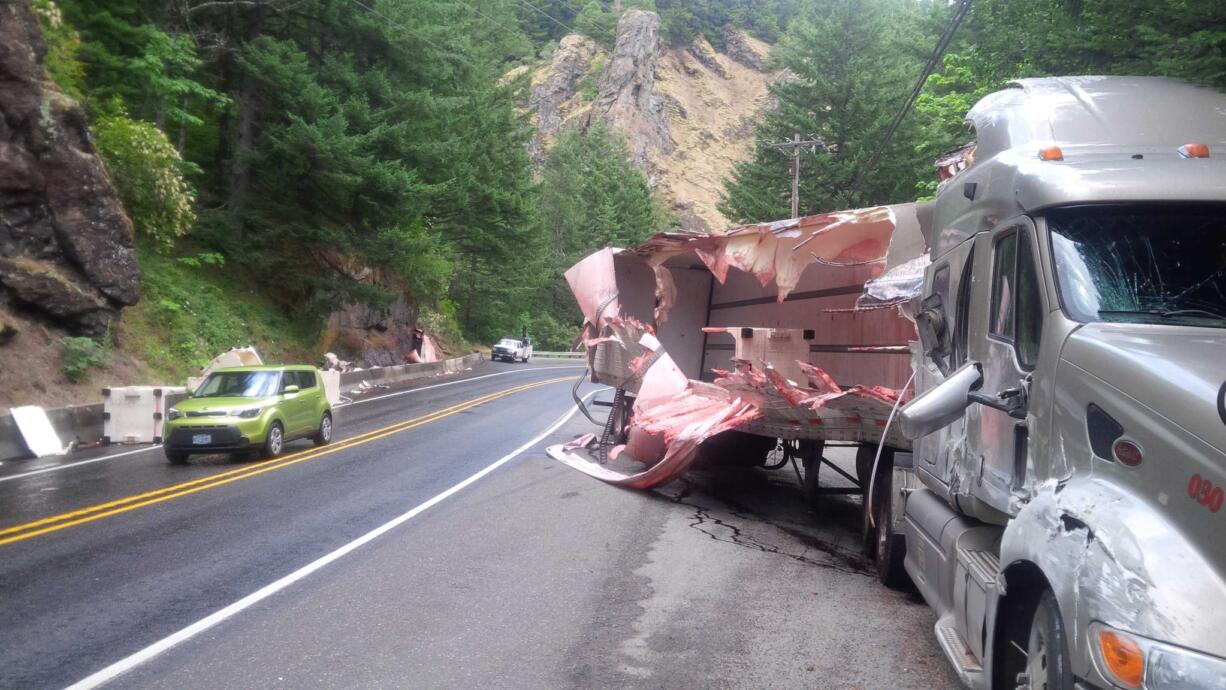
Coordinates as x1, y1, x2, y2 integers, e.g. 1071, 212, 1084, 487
0, 359, 958, 689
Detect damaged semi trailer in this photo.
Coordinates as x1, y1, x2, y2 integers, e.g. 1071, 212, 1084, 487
551, 76, 1226, 689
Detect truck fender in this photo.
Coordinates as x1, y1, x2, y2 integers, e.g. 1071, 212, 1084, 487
995, 477, 1226, 684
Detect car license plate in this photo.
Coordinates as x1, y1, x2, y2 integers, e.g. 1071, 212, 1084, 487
192, 434, 212, 445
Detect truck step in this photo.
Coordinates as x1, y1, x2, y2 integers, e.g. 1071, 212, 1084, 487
935, 615, 983, 688
958, 548, 1000, 588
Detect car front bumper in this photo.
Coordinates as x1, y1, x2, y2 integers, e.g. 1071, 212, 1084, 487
163, 418, 267, 453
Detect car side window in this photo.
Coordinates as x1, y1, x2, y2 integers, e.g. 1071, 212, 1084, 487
280, 372, 295, 392
296, 371, 317, 389
990, 231, 1017, 338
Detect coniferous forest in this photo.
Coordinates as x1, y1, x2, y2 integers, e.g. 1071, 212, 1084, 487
27, 0, 1226, 366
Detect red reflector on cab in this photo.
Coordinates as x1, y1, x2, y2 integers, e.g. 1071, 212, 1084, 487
1038, 146, 1064, 161
1178, 143, 1210, 158
1113, 440, 1143, 467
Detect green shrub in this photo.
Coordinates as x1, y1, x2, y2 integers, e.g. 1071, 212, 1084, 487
31, 0, 86, 98
60, 336, 107, 382
93, 110, 196, 249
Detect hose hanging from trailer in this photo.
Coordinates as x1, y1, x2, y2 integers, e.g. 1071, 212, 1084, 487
867, 369, 917, 529
572, 371, 602, 426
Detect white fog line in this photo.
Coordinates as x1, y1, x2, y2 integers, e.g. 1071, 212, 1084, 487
342, 365, 585, 407
0, 446, 158, 484
1, 365, 585, 484
65, 387, 605, 690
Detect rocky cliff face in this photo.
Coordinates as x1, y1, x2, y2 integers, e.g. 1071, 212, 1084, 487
589, 10, 673, 170
526, 12, 775, 233
0, 1, 140, 338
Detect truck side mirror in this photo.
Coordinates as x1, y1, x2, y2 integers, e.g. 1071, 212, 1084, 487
898, 362, 982, 439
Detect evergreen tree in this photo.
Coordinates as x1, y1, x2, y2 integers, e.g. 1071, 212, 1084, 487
721, 0, 939, 222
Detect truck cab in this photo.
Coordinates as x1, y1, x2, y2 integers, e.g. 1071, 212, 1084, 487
892, 77, 1226, 689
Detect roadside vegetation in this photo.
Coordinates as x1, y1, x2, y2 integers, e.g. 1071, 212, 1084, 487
721, 0, 1226, 221
25, 0, 1226, 375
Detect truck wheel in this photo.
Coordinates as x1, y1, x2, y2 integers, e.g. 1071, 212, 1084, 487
262, 421, 284, 459
165, 450, 189, 465
873, 469, 911, 589
312, 412, 333, 447
1018, 590, 1074, 690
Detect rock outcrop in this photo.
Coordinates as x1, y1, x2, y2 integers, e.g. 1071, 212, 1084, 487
0, 1, 140, 338
723, 25, 767, 71
589, 10, 673, 169
528, 34, 601, 165
315, 263, 422, 367
524, 13, 778, 232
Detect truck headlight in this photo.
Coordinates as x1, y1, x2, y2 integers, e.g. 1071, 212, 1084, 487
235, 407, 263, 419
167, 408, 181, 421
1092, 623, 1226, 690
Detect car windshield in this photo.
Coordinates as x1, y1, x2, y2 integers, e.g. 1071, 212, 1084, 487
1048, 204, 1226, 328
193, 371, 282, 398
498, 338, 519, 347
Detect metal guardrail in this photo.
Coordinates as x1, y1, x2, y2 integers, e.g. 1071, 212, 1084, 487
533, 351, 585, 359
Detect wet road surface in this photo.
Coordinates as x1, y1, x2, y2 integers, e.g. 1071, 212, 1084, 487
0, 359, 958, 688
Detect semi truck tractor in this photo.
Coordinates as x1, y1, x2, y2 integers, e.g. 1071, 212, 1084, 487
881, 76, 1226, 689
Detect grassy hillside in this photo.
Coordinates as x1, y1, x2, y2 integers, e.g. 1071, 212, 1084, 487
121, 245, 319, 382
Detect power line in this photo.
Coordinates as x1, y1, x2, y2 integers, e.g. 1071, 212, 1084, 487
509, 0, 576, 35
506, 0, 616, 41
451, 0, 531, 41
849, 0, 972, 195
346, 0, 483, 70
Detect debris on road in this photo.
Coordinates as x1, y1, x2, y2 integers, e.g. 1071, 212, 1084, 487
11, 406, 70, 457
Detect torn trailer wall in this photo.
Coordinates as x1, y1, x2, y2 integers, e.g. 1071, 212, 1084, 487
550, 203, 932, 488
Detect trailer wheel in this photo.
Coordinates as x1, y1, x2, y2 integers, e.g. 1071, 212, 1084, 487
800, 440, 824, 509
860, 445, 894, 556
872, 467, 910, 589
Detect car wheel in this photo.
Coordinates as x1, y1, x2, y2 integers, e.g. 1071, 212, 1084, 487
1018, 590, 1074, 689
262, 421, 284, 459
165, 449, 189, 465
313, 412, 333, 447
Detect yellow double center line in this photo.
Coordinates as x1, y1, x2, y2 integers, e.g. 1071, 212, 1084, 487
0, 376, 573, 547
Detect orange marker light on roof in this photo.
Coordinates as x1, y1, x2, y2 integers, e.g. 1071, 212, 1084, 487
1178, 143, 1210, 158
1038, 146, 1064, 161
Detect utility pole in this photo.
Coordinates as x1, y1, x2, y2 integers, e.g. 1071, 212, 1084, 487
767, 133, 821, 218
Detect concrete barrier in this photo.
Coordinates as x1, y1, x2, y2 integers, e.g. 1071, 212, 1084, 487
339, 352, 483, 393
0, 353, 484, 463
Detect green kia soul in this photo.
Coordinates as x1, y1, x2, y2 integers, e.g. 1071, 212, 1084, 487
163, 365, 333, 464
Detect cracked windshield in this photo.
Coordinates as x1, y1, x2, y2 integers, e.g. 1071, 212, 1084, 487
3, 0, 1226, 688
1050, 204, 1226, 327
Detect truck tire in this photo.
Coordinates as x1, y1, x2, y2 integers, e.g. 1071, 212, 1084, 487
1018, 590, 1074, 690
873, 468, 911, 590
165, 449, 189, 465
